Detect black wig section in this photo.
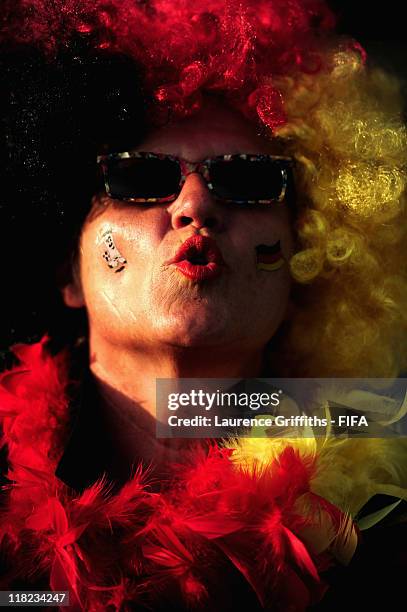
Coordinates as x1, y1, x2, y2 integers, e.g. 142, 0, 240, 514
0, 41, 147, 361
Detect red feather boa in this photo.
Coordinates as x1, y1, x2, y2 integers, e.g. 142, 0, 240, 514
0, 338, 348, 610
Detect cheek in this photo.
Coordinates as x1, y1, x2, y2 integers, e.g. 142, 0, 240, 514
230, 209, 294, 270
81, 211, 168, 275
227, 210, 293, 328
79, 217, 162, 323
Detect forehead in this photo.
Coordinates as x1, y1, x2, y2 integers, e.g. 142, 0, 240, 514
137, 98, 277, 162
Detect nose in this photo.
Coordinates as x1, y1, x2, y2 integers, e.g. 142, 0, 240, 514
167, 173, 224, 231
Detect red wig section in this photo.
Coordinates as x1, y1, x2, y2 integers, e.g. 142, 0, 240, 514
1, 0, 336, 129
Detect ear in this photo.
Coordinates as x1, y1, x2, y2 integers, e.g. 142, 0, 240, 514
61, 279, 85, 309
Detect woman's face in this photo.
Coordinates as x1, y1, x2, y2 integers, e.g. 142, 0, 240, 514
65, 101, 294, 353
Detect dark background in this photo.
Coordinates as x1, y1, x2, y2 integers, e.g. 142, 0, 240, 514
330, 0, 407, 81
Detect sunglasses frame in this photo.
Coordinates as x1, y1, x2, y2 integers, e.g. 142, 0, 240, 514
96, 151, 294, 205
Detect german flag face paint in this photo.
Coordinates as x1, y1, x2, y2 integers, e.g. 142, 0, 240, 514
256, 241, 285, 271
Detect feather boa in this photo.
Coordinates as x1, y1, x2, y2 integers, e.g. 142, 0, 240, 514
0, 338, 406, 611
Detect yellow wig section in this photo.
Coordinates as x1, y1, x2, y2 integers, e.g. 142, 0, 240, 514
269, 44, 407, 377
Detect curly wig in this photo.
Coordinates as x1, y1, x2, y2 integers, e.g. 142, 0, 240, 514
1, 0, 406, 377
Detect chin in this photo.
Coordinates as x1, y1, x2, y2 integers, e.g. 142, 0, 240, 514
152, 311, 233, 348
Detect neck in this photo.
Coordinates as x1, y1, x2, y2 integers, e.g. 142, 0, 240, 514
90, 334, 265, 421
88, 335, 266, 475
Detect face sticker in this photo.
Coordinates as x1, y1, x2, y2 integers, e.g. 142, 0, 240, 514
100, 229, 127, 273
255, 241, 285, 271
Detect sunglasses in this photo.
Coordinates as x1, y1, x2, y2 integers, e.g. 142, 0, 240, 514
96, 151, 294, 205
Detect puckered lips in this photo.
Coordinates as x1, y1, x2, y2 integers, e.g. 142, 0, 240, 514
165, 235, 225, 281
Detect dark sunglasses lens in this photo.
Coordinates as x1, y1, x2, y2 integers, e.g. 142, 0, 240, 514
105, 157, 181, 200
210, 158, 288, 201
